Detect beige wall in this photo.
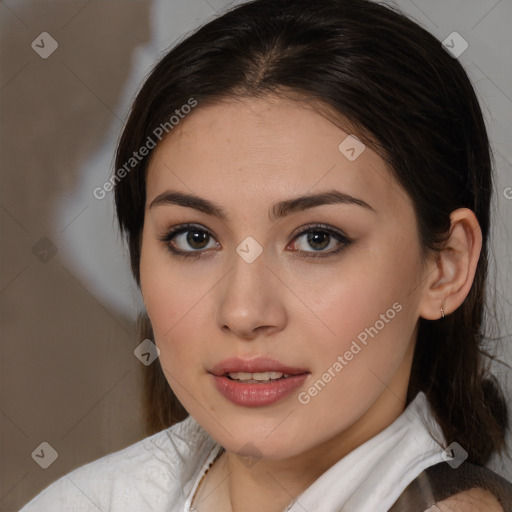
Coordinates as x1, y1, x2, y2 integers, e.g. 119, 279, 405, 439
0, 2, 151, 510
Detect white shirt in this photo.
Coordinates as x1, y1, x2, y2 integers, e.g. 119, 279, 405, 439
20, 392, 446, 512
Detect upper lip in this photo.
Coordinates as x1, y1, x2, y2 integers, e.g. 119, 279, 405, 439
210, 357, 309, 376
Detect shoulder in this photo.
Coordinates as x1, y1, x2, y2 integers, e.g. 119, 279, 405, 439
390, 461, 512, 512
425, 460, 512, 512
426, 487, 504, 511
20, 415, 213, 512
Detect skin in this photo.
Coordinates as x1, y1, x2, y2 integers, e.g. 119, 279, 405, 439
427, 488, 504, 511
139, 95, 482, 512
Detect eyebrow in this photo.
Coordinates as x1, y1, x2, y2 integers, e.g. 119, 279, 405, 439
149, 189, 376, 221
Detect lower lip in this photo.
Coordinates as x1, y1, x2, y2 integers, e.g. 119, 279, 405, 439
212, 373, 309, 407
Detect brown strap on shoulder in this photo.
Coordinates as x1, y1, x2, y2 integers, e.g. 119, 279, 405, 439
388, 461, 512, 512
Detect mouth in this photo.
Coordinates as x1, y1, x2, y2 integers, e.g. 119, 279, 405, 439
210, 356, 309, 379
224, 371, 295, 383
209, 357, 310, 407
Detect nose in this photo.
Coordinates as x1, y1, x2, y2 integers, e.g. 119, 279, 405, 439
215, 250, 287, 341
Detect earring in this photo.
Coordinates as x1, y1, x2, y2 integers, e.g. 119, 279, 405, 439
440, 306, 445, 319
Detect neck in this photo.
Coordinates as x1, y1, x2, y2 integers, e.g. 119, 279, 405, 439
194, 343, 416, 512
205, 391, 407, 512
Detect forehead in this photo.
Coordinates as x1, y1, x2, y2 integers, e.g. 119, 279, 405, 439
145, 96, 412, 218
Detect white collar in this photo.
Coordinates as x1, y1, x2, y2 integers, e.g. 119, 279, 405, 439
182, 392, 446, 512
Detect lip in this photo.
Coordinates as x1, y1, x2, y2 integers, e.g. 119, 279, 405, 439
210, 357, 309, 407
212, 374, 309, 407
210, 357, 309, 376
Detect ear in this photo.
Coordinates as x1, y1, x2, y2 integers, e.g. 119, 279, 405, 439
418, 208, 482, 320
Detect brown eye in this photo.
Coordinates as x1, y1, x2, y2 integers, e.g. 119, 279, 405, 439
160, 224, 220, 258
304, 231, 332, 251
184, 229, 210, 250
290, 224, 352, 258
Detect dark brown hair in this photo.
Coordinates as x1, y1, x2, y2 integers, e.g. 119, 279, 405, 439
114, 0, 508, 465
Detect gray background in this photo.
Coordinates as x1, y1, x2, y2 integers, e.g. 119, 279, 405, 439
1, 0, 511, 510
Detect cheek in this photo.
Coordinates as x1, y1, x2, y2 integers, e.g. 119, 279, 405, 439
294, 283, 417, 437
301, 240, 422, 385
309, 285, 413, 384
306, 243, 419, 340
139, 240, 216, 376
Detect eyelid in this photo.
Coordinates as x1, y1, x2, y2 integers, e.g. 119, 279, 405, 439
290, 223, 349, 241
159, 222, 352, 258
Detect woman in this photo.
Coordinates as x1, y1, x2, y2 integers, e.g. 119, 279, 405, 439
20, 0, 512, 510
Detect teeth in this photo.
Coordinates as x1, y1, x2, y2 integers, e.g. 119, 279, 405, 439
227, 371, 290, 381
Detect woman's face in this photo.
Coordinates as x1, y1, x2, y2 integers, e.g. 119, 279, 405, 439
140, 95, 434, 460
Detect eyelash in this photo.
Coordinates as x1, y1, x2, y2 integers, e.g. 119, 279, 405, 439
158, 223, 352, 260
